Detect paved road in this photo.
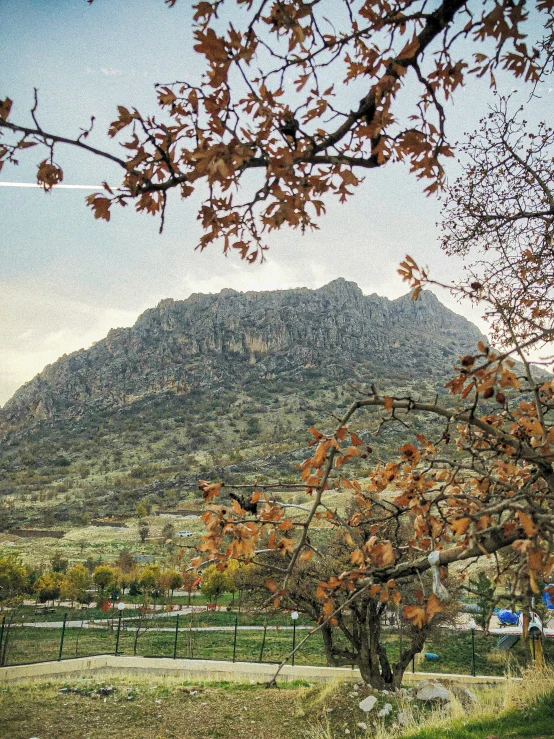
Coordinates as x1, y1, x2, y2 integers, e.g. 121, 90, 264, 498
18, 621, 312, 632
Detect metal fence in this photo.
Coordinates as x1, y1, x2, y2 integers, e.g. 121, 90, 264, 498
1, 609, 552, 677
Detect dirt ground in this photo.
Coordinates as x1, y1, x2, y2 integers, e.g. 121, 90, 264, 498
0, 677, 317, 739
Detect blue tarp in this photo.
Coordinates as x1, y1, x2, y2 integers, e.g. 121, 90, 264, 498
543, 584, 554, 610
497, 609, 519, 625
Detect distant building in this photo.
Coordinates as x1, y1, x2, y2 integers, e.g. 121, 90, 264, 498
136, 554, 155, 563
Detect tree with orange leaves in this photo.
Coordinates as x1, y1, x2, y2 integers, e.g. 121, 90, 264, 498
190, 98, 554, 686
2, 1, 554, 688
1, 1, 554, 262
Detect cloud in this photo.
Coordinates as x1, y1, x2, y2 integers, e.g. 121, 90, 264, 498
100, 67, 123, 77
0, 280, 139, 406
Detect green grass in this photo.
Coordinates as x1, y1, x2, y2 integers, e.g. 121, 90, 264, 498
18, 604, 128, 623
400, 690, 554, 738
1, 622, 326, 666
3, 618, 549, 677
15, 602, 313, 626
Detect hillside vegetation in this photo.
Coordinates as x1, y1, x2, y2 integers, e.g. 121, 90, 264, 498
0, 281, 483, 529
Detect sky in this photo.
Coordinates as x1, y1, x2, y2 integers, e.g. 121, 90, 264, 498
1, 0, 553, 405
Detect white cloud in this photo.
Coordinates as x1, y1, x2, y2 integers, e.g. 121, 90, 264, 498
0, 280, 139, 406
100, 67, 123, 77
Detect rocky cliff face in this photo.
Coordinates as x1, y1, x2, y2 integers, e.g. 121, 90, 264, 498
0, 279, 483, 432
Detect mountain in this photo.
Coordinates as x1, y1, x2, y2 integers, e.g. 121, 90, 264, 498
0, 280, 484, 529
1, 279, 481, 430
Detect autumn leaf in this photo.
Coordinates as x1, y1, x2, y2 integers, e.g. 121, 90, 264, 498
322, 598, 334, 617
350, 431, 364, 446
404, 605, 426, 629
312, 440, 331, 468
450, 518, 472, 537
518, 511, 537, 537
37, 159, 63, 191
308, 427, 324, 442
198, 480, 222, 502
350, 549, 365, 566
108, 106, 135, 137
425, 594, 443, 621
86, 194, 111, 221
0, 97, 12, 121
371, 541, 395, 567
399, 34, 420, 60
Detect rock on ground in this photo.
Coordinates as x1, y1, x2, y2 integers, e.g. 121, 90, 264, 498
358, 695, 378, 712
415, 680, 451, 702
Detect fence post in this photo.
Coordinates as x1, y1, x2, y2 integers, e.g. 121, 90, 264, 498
173, 614, 180, 659
58, 613, 67, 661
292, 618, 297, 667
0, 617, 5, 666
232, 615, 238, 663
115, 610, 123, 655
259, 619, 267, 663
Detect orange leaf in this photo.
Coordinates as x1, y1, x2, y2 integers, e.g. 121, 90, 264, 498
350, 549, 365, 566
518, 511, 537, 537
450, 517, 472, 537
404, 605, 426, 629
425, 594, 443, 622
308, 427, 324, 441
322, 598, 334, 617
312, 440, 330, 469
350, 431, 364, 446
198, 480, 222, 502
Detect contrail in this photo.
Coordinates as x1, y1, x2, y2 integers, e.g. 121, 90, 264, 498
0, 182, 107, 190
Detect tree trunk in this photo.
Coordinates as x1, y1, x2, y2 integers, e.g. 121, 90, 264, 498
320, 597, 429, 691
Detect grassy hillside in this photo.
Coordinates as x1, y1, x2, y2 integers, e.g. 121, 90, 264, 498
0, 372, 446, 530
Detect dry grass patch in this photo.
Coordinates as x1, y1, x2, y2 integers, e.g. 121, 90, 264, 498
0, 674, 314, 739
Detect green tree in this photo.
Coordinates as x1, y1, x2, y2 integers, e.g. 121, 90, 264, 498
161, 522, 175, 541
245, 416, 261, 438
181, 569, 199, 607
139, 564, 161, 605
34, 572, 64, 605
138, 521, 150, 544
160, 569, 182, 602
472, 572, 496, 630
61, 563, 92, 606
50, 550, 68, 574
0, 555, 28, 602
93, 565, 115, 599
200, 564, 232, 606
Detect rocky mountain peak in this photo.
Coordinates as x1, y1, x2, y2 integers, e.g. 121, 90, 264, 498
316, 278, 364, 301
0, 280, 485, 433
